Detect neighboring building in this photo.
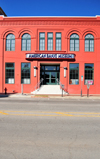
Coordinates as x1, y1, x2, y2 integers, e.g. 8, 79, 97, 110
0, 8, 100, 94
0, 7, 7, 16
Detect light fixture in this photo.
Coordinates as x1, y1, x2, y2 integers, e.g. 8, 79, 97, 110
34, 66, 37, 77
64, 67, 67, 77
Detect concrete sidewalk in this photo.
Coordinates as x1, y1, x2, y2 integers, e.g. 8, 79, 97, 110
0, 93, 100, 99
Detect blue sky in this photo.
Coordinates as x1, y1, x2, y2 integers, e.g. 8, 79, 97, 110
0, 0, 100, 17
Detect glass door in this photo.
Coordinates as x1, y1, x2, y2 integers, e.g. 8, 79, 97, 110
45, 72, 50, 84
40, 65, 60, 85
50, 72, 57, 85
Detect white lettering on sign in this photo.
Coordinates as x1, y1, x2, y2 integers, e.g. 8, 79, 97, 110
26, 53, 75, 59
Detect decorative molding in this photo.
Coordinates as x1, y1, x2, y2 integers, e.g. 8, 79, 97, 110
65, 28, 82, 38
1, 28, 18, 39
18, 28, 35, 38
0, 20, 100, 26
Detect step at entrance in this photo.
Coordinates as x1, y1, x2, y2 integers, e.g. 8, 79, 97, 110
31, 85, 67, 95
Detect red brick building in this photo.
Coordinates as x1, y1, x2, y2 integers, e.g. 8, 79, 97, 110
0, 9, 100, 95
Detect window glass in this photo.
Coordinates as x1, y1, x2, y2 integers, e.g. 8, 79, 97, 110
85, 63, 94, 84
40, 33, 45, 38
85, 34, 94, 39
39, 33, 45, 50
45, 66, 56, 71
6, 34, 15, 51
85, 34, 94, 52
69, 63, 79, 85
70, 34, 79, 51
48, 33, 53, 50
48, 33, 53, 38
57, 66, 60, 70
5, 63, 14, 84
56, 33, 61, 38
40, 66, 44, 71
70, 63, 79, 69
56, 33, 61, 50
22, 33, 31, 51
21, 63, 30, 84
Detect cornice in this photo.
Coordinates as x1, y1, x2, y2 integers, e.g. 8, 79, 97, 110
0, 17, 100, 26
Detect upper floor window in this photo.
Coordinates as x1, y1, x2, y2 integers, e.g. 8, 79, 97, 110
39, 33, 45, 50
85, 34, 94, 52
22, 33, 31, 51
70, 34, 79, 51
6, 34, 15, 51
56, 33, 61, 50
47, 33, 53, 50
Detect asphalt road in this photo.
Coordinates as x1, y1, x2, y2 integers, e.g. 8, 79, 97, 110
0, 98, 100, 159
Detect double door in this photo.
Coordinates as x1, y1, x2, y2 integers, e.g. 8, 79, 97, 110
40, 65, 60, 85
44, 71, 59, 85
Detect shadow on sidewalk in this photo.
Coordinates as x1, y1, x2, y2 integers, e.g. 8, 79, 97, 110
0, 93, 18, 98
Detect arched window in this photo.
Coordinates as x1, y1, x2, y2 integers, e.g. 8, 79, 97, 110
85, 34, 94, 52
22, 33, 31, 51
6, 34, 15, 51
70, 34, 79, 51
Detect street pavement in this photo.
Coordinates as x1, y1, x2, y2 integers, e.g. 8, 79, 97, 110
0, 98, 100, 159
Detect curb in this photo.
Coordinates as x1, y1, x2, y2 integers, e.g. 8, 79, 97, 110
0, 94, 100, 99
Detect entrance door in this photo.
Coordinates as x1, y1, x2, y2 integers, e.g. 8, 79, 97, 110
45, 72, 58, 85
40, 65, 60, 85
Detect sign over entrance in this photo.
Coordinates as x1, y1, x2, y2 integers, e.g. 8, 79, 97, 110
26, 53, 75, 59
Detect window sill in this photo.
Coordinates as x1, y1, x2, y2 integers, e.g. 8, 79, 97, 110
5, 83, 15, 84
69, 84, 79, 85
5, 50, 15, 52
35, 50, 66, 53
21, 83, 31, 85
84, 51, 94, 53
68, 51, 79, 53
21, 50, 31, 52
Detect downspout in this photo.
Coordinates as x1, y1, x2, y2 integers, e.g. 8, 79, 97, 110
2, 37, 4, 93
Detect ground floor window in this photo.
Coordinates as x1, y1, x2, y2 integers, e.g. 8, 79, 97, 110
69, 63, 79, 85
5, 63, 14, 84
85, 63, 94, 84
21, 63, 30, 84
